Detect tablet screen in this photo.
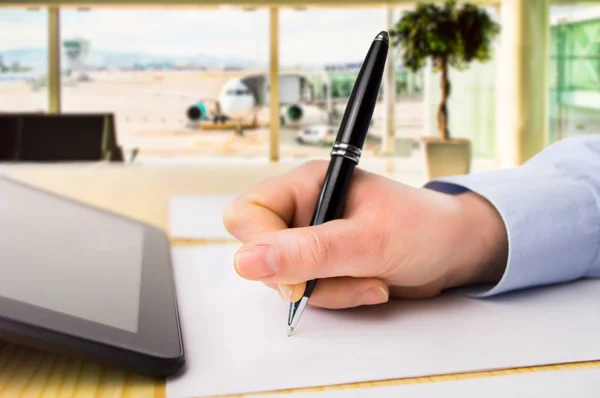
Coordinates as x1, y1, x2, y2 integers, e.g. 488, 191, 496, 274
0, 179, 143, 333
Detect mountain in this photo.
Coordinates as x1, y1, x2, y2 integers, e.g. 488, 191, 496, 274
0, 48, 259, 70
0, 49, 48, 70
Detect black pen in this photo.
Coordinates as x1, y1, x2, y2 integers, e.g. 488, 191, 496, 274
287, 31, 389, 336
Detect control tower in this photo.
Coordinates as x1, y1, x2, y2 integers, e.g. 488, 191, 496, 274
63, 38, 90, 81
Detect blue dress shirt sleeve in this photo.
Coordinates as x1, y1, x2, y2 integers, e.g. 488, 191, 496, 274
424, 135, 600, 297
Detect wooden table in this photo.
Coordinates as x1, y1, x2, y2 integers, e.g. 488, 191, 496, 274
1, 163, 598, 397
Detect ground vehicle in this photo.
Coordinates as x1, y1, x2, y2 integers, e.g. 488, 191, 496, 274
295, 125, 337, 146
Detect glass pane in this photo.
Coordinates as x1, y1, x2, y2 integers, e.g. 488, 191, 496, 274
549, 6, 600, 143
0, 8, 48, 112
60, 8, 269, 160
420, 6, 499, 159
279, 8, 388, 160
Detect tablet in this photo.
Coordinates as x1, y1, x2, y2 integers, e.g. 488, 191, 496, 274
0, 177, 184, 376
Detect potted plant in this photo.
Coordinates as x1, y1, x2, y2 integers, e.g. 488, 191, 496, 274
390, 0, 500, 178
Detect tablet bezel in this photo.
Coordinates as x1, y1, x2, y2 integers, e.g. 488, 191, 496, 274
0, 177, 184, 376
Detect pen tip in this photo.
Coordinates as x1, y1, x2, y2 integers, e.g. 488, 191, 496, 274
287, 327, 294, 337
376, 31, 389, 43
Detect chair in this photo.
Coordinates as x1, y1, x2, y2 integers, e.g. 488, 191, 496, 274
0, 116, 20, 161
102, 114, 138, 162
0, 113, 136, 162
19, 114, 106, 161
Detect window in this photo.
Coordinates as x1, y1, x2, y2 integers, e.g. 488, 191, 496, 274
549, 6, 600, 143
0, 8, 48, 112
420, 6, 499, 159
60, 7, 269, 160
279, 7, 389, 159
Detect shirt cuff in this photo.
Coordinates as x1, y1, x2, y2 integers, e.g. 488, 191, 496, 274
424, 165, 600, 298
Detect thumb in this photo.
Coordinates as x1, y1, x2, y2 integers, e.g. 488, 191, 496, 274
233, 219, 385, 284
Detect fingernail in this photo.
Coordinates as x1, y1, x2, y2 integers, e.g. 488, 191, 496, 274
234, 245, 279, 278
360, 287, 389, 306
278, 285, 293, 302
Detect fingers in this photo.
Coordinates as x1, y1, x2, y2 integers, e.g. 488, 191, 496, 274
389, 283, 445, 300
223, 200, 288, 242
223, 160, 330, 243
263, 282, 307, 303
309, 278, 389, 309
267, 281, 442, 304
278, 282, 306, 303
233, 218, 386, 284
269, 278, 389, 309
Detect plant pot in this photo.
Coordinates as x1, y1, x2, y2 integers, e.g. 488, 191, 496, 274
422, 137, 471, 180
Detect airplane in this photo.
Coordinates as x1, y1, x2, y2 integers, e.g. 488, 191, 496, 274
182, 71, 340, 131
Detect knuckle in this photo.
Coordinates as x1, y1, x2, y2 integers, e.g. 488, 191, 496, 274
309, 230, 328, 268
297, 229, 328, 272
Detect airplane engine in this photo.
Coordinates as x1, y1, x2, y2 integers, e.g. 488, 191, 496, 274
282, 104, 304, 125
186, 102, 208, 122
281, 104, 327, 127
286, 104, 303, 122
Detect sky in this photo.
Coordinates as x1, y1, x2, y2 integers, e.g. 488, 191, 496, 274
0, 5, 597, 67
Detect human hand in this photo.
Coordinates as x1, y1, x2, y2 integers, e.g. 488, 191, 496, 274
223, 161, 508, 309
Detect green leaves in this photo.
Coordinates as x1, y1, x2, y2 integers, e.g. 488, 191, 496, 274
389, 0, 500, 73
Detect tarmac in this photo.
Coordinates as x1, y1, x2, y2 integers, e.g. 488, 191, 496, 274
1, 69, 425, 160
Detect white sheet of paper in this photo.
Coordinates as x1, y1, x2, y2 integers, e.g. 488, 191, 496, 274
167, 244, 600, 398
254, 368, 600, 398
168, 195, 235, 239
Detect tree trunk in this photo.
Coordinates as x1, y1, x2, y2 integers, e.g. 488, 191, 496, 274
437, 57, 450, 140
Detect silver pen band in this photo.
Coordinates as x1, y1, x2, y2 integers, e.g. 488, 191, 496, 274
289, 297, 309, 330
330, 143, 362, 164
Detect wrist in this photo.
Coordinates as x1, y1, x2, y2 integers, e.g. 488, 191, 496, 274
445, 191, 508, 289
